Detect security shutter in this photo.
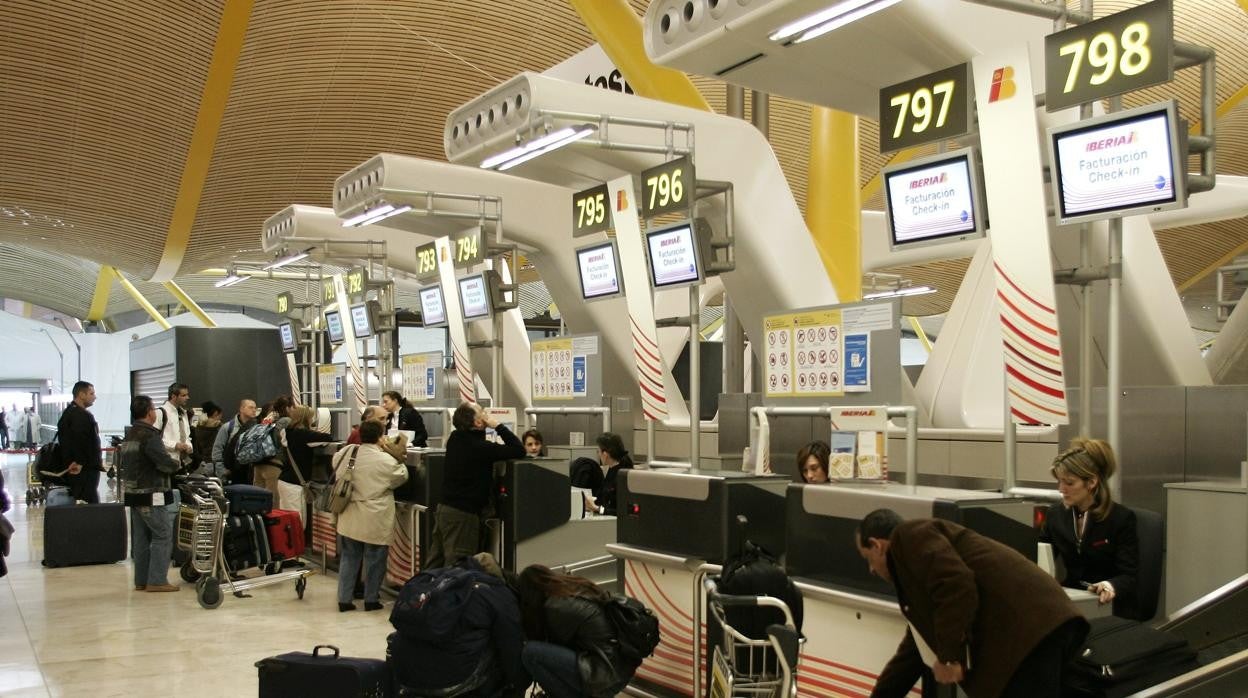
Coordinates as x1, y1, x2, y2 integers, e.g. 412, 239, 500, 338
132, 364, 176, 401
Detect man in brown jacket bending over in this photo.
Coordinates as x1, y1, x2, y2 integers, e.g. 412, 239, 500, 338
856, 509, 1089, 698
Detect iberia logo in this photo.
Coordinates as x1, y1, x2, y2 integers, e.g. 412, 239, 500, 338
616, 189, 629, 211
910, 172, 948, 189
1085, 132, 1138, 152
989, 67, 1016, 103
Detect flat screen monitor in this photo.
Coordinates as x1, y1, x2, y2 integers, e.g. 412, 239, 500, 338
575, 240, 625, 302
645, 222, 704, 290
349, 302, 375, 339
419, 284, 447, 328
278, 322, 297, 353
1048, 100, 1186, 225
882, 147, 986, 251
323, 309, 345, 344
457, 273, 492, 321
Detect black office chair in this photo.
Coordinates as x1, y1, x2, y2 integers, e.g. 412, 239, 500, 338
1129, 507, 1164, 622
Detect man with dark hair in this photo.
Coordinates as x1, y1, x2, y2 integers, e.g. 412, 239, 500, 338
120, 395, 182, 592
856, 509, 1088, 698
57, 381, 102, 503
582, 432, 634, 516
426, 402, 524, 570
158, 382, 193, 470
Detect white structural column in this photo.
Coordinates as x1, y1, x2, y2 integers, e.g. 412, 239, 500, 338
971, 48, 1069, 425
435, 236, 476, 404
330, 273, 367, 415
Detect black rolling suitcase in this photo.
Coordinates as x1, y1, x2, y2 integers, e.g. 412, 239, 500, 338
256, 644, 391, 698
42, 502, 127, 567
224, 484, 273, 514
224, 514, 273, 571
1065, 616, 1199, 697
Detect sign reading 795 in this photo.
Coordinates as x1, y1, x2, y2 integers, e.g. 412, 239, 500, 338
572, 183, 610, 237
878, 63, 971, 153
640, 156, 694, 219
1044, 0, 1173, 112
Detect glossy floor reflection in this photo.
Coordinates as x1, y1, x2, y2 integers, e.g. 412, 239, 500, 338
1, 455, 394, 697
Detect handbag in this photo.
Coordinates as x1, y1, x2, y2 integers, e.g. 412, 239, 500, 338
318, 446, 358, 515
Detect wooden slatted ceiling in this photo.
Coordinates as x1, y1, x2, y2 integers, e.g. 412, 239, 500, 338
0, 0, 1244, 321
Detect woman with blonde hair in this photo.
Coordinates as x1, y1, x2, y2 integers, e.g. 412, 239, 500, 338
280, 406, 331, 526
1040, 437, 1140, 617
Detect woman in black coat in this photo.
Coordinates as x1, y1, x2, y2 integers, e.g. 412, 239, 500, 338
1040, 437, 1140, 618
517, 565, 635, 698
381, 390, 427, 447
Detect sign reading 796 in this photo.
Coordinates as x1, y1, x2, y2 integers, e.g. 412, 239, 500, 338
640, 156, 694, 219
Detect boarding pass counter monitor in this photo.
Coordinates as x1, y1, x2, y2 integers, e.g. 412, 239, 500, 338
496, 459, 615, 582
617, 469, 789, 564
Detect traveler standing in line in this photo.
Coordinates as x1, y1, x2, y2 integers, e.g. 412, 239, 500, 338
334, 420, 408, 612
8, 406, 21, 450
57, 382, 102, 503
212, 398, 257, 483
260, 395, 294, 424
582, 432, 633, 517
191, 401, 223, 473
1040, 437, 1140, 617
517, 564, 636, 698
425, 402, 524, 570
157, 383, 194, 472
119, 395, 181, 593
855, 509, 1088, 698
381, 390, 428, 447
283, 406, 332, 525
348, 406, 408, 460
0, 408, 8, 449
24, 407, 41, 448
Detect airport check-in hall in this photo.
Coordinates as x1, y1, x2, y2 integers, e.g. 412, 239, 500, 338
1, 0, 1246, 696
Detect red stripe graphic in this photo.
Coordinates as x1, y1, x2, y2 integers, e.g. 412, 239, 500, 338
994, 261, 1054, 313
999, 315, 1060, 357
1011, 406, 1042, 425
996, 290, 1057, 336
1003, 341, 1064, 378
1008, 386, 1068, 419
630, 316, 660, 351
632, 349, 664, 387
639, 380, 668, 405
1006, 364, 1066, 399
632, 329, 662, 366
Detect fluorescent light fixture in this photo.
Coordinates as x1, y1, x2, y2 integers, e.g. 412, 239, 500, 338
770, 0, 901, 44
863, 284, 936, 300
214, 274, 247, 288
341, 203, 413, 228
480, 125, 597, 171
263, 249, 311, 271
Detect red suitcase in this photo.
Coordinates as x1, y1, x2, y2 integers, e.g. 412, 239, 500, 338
264, 509, 306, 560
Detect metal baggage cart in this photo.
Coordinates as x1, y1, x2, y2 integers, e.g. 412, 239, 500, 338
703, 575, 803, 698
175, 476, 312, 610
25, 454, 45, 505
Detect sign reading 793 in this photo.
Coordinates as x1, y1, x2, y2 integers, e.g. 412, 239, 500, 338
878, 63, 972, 153
1044, 0, 1173, 112
640, 156, 694, 219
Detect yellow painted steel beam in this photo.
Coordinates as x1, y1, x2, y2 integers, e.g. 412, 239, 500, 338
567, 0, 710, 111
907, 316, 933, 355
111, 267, 171, 330
150, 0, 255, 281
162, 280, 218, 327
807, 107, 862, 301
86, 266, 116, 322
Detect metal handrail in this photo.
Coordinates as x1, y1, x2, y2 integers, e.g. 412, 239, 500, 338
524, 406, 611, 435
749, 405, 919, 488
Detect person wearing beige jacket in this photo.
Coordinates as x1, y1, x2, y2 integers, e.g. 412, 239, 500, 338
334, 420, 408, 612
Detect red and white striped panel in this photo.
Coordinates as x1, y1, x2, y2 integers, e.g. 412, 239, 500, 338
630, 316, 668, 421
453, 344, 475, 403
993, 261, 1068, 425
310, 511, 337, 558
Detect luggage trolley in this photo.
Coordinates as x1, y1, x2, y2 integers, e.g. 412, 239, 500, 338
703, 575, 804, 698
175, 476, 312, 610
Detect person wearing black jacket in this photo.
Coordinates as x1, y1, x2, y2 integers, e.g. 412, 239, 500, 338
120, 395, 182, 592
57, 381, 102, 503
382, 390, 427, 447
517, 564, 636, 698
425, 402, 524, 570
582, 432, 633, 517
1040, 437, 1140, 618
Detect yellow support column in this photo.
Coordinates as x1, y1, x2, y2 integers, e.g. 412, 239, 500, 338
110, 267, 171, 330
162, 280, 218, 328
567, 0, 710, 111
86, 266, 116, 322
807, 107, 862, 301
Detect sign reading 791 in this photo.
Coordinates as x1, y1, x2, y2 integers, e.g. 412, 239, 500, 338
1044, 0, 1173, 112
878, 63, 972, 153
640, 155, 694, 219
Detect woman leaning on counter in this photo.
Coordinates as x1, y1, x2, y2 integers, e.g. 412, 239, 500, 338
1040, 437, 1140, 618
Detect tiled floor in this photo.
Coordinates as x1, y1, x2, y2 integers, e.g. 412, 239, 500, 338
0, 454, 395, 697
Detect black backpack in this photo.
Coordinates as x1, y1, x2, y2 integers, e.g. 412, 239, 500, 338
221, 422, 250, 482
602, 594, 661, 666
390, 564, 494, 642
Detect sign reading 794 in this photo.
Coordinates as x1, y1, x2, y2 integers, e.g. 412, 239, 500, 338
640, 155, 694, 219
1044, 0, 1173, 112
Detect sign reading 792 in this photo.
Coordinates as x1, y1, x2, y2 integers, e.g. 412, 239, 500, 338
1044, 0, 1173, 112
878, 63, 971, 153
640, 156, 694, 219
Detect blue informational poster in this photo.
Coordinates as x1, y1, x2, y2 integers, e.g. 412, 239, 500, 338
572, 355, 587, 396
844, 333, 870, 391
426, 368, 435, 397
334, 376, 344, 402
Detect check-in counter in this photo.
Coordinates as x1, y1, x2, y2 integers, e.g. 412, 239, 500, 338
545, 445, 600, 465
495, 458, 616, 582
610, 469, 789, 696
382, 449, 444, 590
